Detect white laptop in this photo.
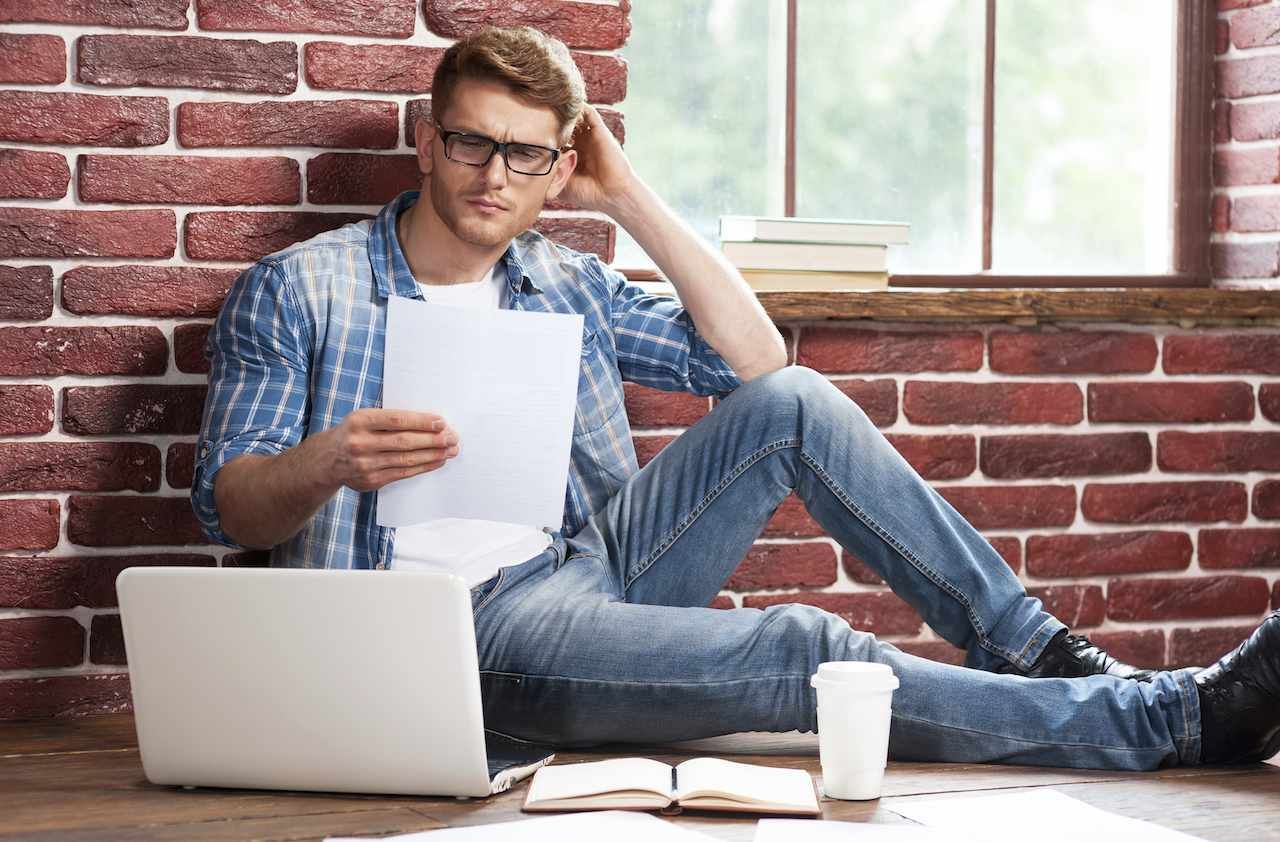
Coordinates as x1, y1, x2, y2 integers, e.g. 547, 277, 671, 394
116, 566, 555, 797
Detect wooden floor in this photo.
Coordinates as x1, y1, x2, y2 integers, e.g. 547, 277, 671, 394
1, 713, 1278, 840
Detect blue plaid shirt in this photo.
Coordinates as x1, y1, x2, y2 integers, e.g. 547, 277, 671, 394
192, 190, 743, 569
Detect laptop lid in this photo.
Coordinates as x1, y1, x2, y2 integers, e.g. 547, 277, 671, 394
117, 567, 546, 797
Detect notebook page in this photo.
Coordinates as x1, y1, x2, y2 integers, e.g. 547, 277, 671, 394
674, 757, 815, 808
526, 758, 673, 803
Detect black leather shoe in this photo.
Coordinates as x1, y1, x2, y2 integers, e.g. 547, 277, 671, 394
1196, 610, 1280, 765
1002, 629, 1157, 681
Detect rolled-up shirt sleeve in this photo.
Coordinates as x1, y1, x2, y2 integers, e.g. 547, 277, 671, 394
591, 256, 742, 399
191, 260, 312, 548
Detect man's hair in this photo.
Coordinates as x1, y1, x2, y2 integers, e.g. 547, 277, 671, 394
430, 26, 587, 144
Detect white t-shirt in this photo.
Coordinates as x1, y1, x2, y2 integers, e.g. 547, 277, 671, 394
389, 262, 552, 586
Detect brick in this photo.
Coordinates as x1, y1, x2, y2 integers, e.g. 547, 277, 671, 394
1164, 334, 1280, 374
708, 595, 734, 610
0, 617, 83, 670
763, 494, 822, 538
1256, 479, 1280, 518
0, 674, 132, 719
1230, 99, 1280, 141
1216, 101, 1230, 144
67, 496, 208, 547
90, 615, 125, 665
177, 100, 398, 149
78, 155, 299, 205
725, 542, 836, 591
0, 92, 167, 147
1026, 585, 1105, 628
1157, 431, 1280, 472
1083, 481, 1247, 524
174, 323, 212, 374
306, 153, 420, 206
423, 0, 630, 50
1199, 528, 1280, 569
1108, 575, 1269, 621
1089, 381, 1255, 423
62, 385, 207, 435
0, 326, 167, 376
1220, 0, 1269, 10
1261, 383, 1280, 421
895, 641, 965, 666
1088, 630, 1166, 670
1212, 194, 1229, 234
0, 553, 215, 610
0, 0, 187, 28
633, 434, 674, 469
184, 211, 369, 261
1215, 146, 1280, 186
0, 265, 54, 320
1230, 4, 1280, 49
0, 149, 70, 200
743, 591, 922, 637
979, 433, 1151, 479
573, 51, 628, 104
987, 536, 1021, 572
0, 500, 58, 551
78, 35, 296, 94
166, 442, 196, 489
0, 443, 160, 492
1217, 54, 1280, 99
989, 330, 1157, 374
841, 553, 882, 585
1228, 194, 1280, 232
936, 485, 1076, 530
0, 208, 176, 259
62, 266, 238, 318
533, 217, 614, 262
797, 328, 982, 373
624, 383, 709, 428
304, 42, 444, 93
0, 385, 53, 435
1212, 241, 1279, 277
1026, 531, 1192, 577
885, 434, 975, 480
904, 381, 1082, 425
1275, 580, 1280, 610
1168, 625, 1258, 669
830, 379, 897, 427
198, 0, 415, 37
0, 34, 64, 84
1217, 19, 1230, 55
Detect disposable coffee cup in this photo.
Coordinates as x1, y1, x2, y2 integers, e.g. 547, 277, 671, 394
809, 661, 899, 800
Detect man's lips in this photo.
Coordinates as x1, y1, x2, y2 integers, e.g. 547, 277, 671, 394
466, 196, 508, 212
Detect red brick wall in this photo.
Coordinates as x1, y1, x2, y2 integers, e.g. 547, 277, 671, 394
0, 1, 1276, 722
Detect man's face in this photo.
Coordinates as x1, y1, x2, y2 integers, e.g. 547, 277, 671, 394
415, 77, 576, 250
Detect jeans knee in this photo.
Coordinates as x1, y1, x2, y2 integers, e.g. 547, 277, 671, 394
761, 601, 880, 669
746, 365, 873, 433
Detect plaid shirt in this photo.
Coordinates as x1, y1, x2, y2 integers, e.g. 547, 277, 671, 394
191, 190, 743, 569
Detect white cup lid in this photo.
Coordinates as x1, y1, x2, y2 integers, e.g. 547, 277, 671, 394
810, 661, 899, 691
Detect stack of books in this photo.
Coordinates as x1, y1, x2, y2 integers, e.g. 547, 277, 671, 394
718, 215, 909, 291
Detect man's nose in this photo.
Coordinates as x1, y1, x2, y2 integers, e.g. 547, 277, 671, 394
479, 149, 509, 188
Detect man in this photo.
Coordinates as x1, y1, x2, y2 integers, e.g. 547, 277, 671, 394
192, 26, 1280, 770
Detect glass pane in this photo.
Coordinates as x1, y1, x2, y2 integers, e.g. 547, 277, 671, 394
614, 0, 785, 267
795, 0, 985, 274
993, 0, 1174, 274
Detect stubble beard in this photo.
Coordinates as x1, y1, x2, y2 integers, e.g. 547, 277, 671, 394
429, 173, 542, 249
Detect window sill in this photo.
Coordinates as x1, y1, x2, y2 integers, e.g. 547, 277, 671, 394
625, 278, 1280, 326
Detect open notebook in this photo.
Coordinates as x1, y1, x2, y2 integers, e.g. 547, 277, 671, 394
522, 757, 820, 817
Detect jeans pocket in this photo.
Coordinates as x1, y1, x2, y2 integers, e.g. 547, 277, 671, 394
473, 567, 508, 613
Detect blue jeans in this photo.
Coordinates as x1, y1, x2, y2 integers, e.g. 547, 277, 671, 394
469, 365, 1202, 770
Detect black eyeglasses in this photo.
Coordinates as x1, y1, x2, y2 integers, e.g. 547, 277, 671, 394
434, 123, 562, 176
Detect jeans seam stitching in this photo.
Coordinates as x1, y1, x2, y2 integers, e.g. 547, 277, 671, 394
622, 437, 801, 591
889, 712, 1175, 754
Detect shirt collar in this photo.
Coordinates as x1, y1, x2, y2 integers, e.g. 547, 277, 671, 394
369, 190, 543, 300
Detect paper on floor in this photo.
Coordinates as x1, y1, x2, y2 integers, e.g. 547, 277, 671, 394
325, 809, 716, 841
755, 818, 955, 839
888, 788, 1206, 841
377, 296, 583, 529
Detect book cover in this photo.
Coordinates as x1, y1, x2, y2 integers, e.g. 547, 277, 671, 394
720, 215, 909, 246
721, 240, 888, 273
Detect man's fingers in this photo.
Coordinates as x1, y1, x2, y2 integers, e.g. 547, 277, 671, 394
363, 408, 448, 432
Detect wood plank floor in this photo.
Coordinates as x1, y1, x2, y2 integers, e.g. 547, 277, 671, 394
1, 714, 1276, 840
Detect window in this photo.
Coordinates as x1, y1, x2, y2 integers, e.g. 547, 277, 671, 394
615, 0, 1211, 287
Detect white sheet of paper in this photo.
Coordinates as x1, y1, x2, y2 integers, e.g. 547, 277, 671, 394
889, 789, 1206, 841
325, 810, 715, 841
755, 819, 955, 840
377, 296, 584, 528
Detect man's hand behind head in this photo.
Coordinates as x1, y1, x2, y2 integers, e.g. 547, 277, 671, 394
320, 408, 460, 493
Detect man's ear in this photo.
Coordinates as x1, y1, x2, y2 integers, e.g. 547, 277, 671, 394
415, 118, 436, 177
545, 148, 577, 202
